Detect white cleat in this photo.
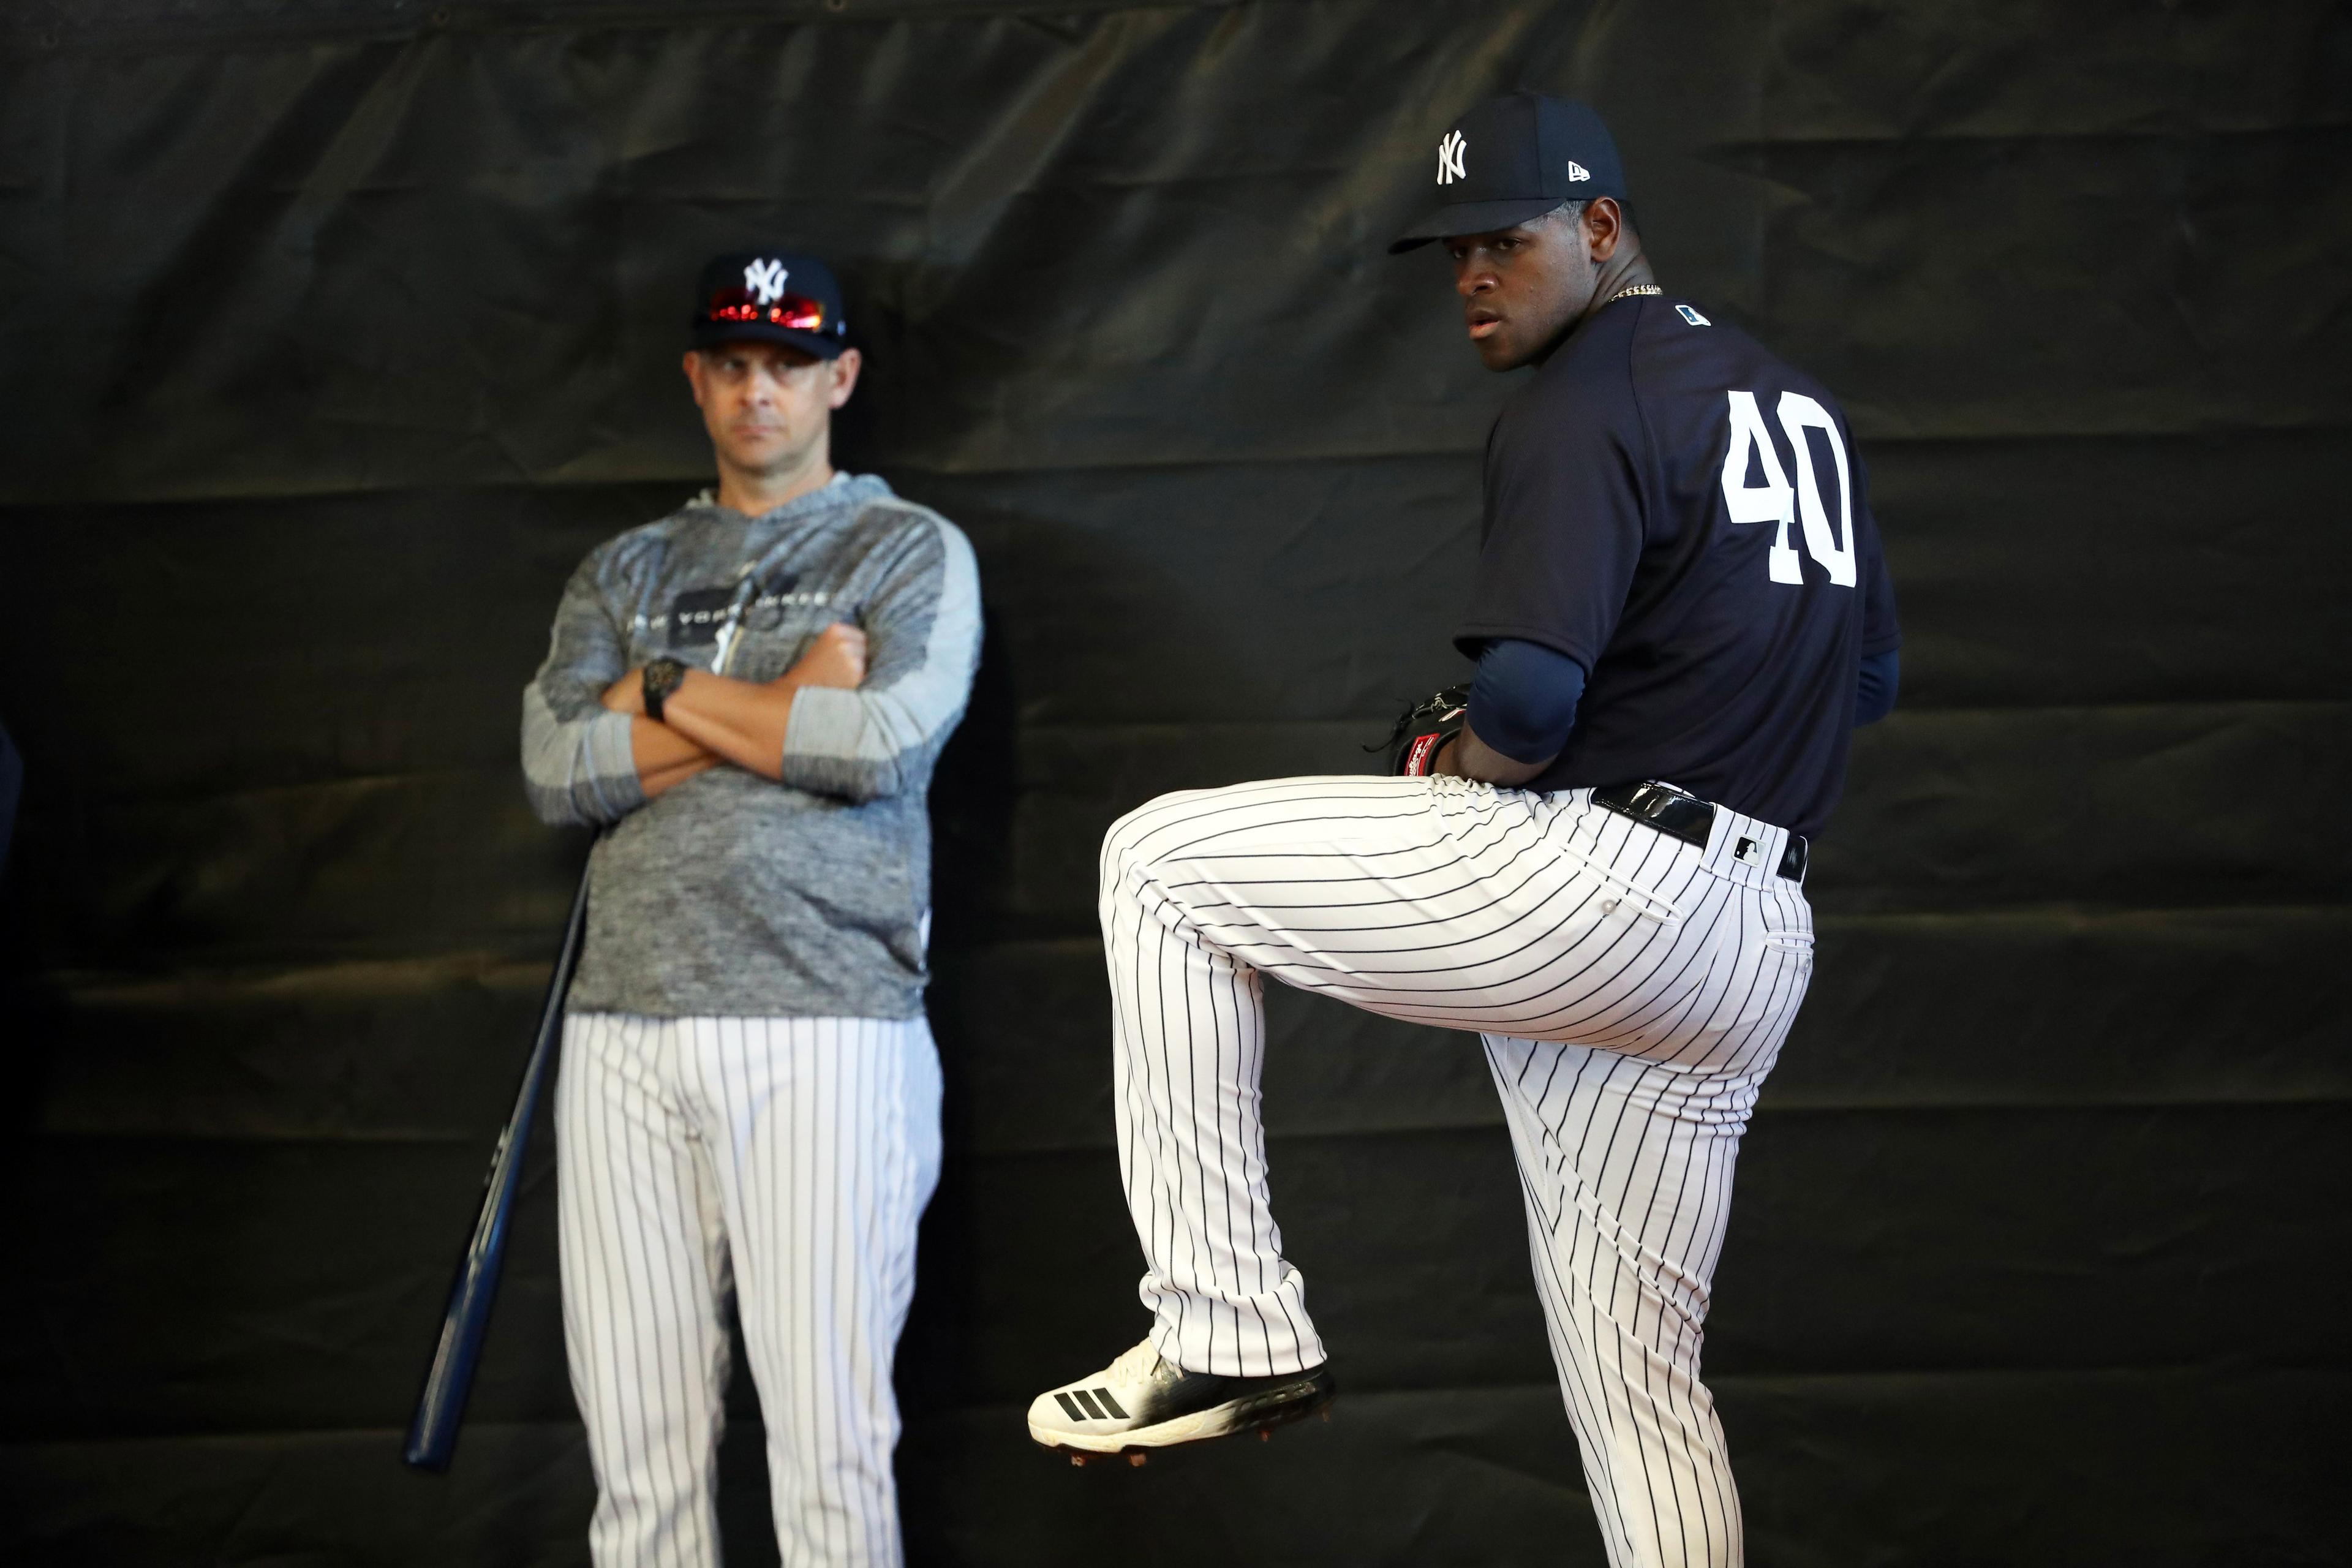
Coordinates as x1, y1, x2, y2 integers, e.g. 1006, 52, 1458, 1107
1028, 1338, 1335, 1458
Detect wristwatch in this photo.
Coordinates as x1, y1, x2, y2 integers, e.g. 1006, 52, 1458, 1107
641, 658, 688, 722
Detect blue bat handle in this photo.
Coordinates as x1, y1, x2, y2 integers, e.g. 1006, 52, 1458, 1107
404, 859, 592, 1471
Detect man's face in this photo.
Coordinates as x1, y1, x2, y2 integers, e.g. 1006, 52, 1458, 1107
682, 339, 861, 476
1444, 207, 1599, 371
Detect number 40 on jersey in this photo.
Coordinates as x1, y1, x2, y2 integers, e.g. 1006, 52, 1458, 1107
1721, 390, 1857, 587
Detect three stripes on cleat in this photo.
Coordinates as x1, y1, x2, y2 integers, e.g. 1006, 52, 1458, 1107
1054, 1386, 1129, 1423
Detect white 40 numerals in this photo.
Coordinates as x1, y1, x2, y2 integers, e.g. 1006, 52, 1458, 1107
1721, 390, 1856, 587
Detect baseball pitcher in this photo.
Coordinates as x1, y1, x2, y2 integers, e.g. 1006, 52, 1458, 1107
1027, 94, 1899, 1568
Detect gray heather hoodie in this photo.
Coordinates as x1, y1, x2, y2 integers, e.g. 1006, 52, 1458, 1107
521, 473, 980, 1020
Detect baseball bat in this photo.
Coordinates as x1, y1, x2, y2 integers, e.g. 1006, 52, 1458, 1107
402, 856, 593, 1471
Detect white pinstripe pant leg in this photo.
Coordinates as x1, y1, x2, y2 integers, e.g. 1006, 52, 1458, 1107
1104, 842, 1312, 1380
1099, 775, 1812, 1567
692, 1017, 942, 1568
1482, 883, 1811, 1568
558, 1013, 734, 1568
557, 1013, 942, 1568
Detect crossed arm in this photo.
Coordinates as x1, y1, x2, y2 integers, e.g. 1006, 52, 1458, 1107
598, 623, 869, 799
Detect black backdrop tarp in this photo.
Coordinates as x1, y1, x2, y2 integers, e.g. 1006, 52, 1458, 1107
2, 2, 2347, 1564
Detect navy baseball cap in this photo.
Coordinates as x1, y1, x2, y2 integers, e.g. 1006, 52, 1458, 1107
690, 247, 850, 358
1390, 92, 1629, 253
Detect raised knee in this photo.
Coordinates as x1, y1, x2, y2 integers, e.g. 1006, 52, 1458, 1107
1101, 790, 1195, 884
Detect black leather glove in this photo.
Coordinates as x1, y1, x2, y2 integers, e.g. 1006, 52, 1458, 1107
1373, 686, 1471, 776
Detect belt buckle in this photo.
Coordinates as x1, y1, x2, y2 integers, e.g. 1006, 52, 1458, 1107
1599, 781, 1806, 880
1596, 780, 1712, 852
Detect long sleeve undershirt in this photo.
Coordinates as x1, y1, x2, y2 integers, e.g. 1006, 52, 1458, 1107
1466, 639, 1899, 767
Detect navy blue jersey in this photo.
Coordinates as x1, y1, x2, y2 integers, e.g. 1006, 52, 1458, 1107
1455, 296, 1900, 839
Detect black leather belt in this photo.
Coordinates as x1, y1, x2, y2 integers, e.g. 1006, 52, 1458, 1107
1589, 781, 1807, 881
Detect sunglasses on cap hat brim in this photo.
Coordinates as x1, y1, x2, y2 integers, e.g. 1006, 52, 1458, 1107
703, 286, 832, 334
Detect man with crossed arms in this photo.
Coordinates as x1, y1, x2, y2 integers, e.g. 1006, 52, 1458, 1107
523, 247, 979, 1566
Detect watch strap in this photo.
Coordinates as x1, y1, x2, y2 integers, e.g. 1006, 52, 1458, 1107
642, 658, 685, 723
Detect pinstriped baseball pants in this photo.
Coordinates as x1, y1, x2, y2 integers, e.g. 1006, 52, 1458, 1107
555, 1013, 942, 1568
1103, 775, 1814, 1568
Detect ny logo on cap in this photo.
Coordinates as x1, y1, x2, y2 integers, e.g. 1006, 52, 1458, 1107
743, 258, 789, 305
1437, 129, 1466, 185
1567, 160, 1591, 183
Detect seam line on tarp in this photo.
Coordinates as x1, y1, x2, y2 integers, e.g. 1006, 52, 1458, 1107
23, 894, 2352, 979
1705, 124, 2352, 153
15, 1363, 2324, 1449
33, 1095, 2352, 1148
10, 696, 2346, 815
942, 1095, 2352, 1154
6, 0, 1299, 59
32, 898, 2352, 996
1011, 698, 2352, 731
899, 1362, 2352, 1415
3, 422, 2350, 511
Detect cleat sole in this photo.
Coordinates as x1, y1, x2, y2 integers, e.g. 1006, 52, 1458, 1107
1034, 1371, 1336, 1461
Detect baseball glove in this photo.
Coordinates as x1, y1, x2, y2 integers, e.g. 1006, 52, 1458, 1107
1373, 686, 1470, 776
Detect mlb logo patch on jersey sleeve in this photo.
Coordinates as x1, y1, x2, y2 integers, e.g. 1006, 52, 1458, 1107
1676, 304, 1710, 326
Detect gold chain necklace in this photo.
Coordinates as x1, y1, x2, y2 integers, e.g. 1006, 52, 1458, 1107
1604, 284, 1663, 304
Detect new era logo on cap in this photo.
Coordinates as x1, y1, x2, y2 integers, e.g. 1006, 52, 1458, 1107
1567, 160, 1590, 182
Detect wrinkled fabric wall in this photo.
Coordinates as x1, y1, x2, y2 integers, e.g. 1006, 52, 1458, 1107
2, 2, 2346, 1564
